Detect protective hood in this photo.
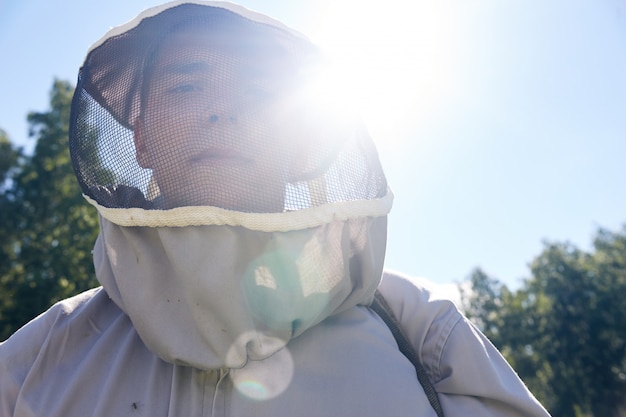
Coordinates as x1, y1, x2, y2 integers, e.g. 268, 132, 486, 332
94, 215, 387, 369
69, 0, 391, 224
71, 1, 393, 369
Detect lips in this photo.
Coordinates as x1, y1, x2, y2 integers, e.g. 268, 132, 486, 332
189, 149, 252, 165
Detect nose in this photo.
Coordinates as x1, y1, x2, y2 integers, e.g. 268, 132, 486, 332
204, 69, 243, 125
205, 87, 240, 125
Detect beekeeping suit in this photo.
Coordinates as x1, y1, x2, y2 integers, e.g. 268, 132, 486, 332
0, 2, 550, 416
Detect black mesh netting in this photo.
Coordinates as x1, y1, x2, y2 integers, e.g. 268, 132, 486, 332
69, 3, 387, 213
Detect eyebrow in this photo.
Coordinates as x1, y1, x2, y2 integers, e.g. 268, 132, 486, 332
156, 58, 283, 84
156, 61, 214, 76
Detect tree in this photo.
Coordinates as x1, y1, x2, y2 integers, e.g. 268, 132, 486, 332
0, 129, 22, 187
462, 227, 626, 417
460, 268, 505, 336
0, 80, 100, 340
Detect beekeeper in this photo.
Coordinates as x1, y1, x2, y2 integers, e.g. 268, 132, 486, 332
0, 2, 551, 416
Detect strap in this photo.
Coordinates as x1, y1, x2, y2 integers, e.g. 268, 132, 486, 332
370, 290, 444, 417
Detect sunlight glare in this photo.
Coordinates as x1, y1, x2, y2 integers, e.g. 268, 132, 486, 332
310, 1, 459, 149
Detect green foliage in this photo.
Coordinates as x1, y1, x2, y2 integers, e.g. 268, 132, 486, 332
0, 80, 100, 341
462, 227, 626, 417
0, 129, 22, 187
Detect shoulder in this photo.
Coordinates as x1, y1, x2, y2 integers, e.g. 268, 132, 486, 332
376, 270, 464, 382
1, 287, 109, 341
377, 270, 463, 335
378, 270, 461, 307
377, 271, 551, 417
1, 288, 100, 344
0, 288, 122, 388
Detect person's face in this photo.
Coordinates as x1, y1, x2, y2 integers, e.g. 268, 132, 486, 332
134, 24, 296, 211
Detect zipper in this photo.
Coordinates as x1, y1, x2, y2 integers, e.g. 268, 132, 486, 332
210, 368, 230, 416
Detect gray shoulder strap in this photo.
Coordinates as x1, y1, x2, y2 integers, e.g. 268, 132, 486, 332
370, 290, 444, 417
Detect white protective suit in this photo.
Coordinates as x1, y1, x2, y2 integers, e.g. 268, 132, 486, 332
1, 2, 551, 416
0, 266, 551, 416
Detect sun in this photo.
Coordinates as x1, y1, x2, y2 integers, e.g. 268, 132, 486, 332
308, 0, 458, 151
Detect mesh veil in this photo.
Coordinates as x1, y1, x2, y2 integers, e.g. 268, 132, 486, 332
69, 1, 391, 230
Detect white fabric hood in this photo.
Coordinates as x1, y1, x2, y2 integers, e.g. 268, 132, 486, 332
75, 0, 392, 370
94, 215, 387, 370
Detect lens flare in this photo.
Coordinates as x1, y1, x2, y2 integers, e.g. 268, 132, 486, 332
230, 346, 294, 401
234, 380, 268, 400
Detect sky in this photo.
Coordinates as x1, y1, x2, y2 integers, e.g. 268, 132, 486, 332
1, 0, 625, 291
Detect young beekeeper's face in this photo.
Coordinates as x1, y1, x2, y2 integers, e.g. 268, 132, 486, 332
134, 23, 296, 211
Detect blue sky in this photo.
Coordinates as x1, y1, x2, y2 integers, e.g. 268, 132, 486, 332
1, 0, 625, 290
